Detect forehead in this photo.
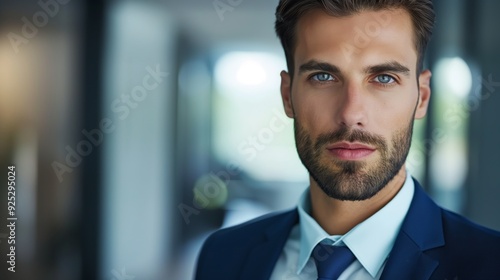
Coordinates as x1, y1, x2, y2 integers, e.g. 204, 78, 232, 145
294, 8, 417, 73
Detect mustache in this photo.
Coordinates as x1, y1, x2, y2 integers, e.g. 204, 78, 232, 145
314, 126, 387, 150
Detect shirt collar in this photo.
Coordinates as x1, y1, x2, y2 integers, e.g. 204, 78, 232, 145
296, 171, 415, 277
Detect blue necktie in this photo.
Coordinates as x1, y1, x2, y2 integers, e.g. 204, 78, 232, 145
312, 243, 356, 280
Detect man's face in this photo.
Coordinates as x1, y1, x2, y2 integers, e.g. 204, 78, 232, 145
280, 8, 431, 201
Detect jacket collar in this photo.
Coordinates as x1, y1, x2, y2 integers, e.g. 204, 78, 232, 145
381, 178, 445, 280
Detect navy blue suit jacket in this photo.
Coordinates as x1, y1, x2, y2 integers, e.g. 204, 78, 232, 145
195, 180, 500, 279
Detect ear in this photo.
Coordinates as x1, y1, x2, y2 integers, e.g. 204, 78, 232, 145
415, 69, 432, 119
280, 70, 294, 118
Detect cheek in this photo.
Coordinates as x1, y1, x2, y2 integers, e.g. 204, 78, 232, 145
384, 103, 415, 143
376, 88, 419, 125
292, 91, 335, 133
378, 115, 410, 149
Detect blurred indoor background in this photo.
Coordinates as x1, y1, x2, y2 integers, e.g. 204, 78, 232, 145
0, 0, 499, 279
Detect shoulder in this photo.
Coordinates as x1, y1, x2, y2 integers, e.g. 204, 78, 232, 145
412, 179, 500, 248
436, 208, 500, 277
441, 208, 500, 242
195, 208, 297, 279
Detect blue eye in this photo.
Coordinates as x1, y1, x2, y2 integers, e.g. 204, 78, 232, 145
375, 74, 395, 84
311, 73, 334, 82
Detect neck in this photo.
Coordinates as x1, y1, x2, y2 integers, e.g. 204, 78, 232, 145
309, 165, 407, 235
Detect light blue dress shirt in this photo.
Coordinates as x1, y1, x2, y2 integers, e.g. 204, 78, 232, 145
270, 171, 415, 280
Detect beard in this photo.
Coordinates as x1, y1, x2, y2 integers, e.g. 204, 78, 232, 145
294, 119, 413, 201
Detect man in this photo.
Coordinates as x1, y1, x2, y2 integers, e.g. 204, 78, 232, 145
195, 0, 500, 279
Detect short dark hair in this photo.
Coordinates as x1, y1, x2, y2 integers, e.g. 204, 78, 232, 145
275, 0, 435, 78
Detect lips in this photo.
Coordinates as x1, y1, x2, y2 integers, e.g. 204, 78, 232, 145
326, 142, 376, 160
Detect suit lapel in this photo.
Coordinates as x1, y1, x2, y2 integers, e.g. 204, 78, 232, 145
240, 209, 299, 280
380, 231, 439, 280
381, 179, 444, 280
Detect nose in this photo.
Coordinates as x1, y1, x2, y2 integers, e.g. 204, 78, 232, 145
335, 83, 368, 128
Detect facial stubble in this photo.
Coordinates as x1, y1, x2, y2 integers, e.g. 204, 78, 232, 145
294, 118, 413, 201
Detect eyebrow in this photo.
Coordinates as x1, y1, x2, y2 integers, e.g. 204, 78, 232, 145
298, 60, 341, 75
298, 60, 411, 77
363, 61, 411, 77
